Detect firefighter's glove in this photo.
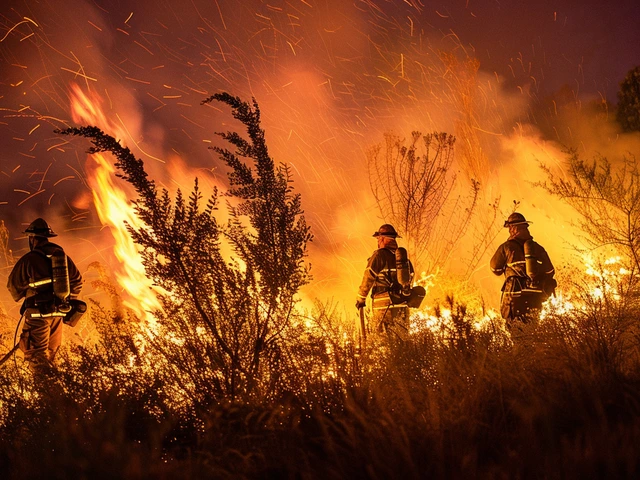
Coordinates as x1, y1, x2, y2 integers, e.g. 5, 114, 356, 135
356, 298, 366, 310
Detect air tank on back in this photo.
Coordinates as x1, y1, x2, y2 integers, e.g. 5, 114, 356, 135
395, 247, 411, 294
523, 239, 538, 283
51, 249, 71, 311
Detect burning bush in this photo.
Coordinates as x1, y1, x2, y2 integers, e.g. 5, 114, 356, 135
57, 93, 312, 403
540, 149, 640, 291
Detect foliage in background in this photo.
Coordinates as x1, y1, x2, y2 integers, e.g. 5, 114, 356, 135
367, 131, 483, 275
539, 150, 640, 295
438, 52, 489, 182
0, 220, 12, 269
616, 65, 640, 133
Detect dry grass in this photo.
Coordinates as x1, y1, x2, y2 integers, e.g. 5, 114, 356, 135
1, 290, 639, 479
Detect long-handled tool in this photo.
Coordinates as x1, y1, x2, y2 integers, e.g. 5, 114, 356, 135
0, 314, 24, 369
358, 306, 367, 344
0, 343, 20, 368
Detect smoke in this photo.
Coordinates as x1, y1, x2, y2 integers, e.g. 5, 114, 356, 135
1, 0, 639, 316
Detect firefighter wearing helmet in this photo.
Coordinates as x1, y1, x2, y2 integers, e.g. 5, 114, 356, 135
7, 218, 83, 374
356, 224, 415, 342
490, 213, 556, 332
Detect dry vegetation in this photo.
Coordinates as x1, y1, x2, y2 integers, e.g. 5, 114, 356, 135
1, 287, 639, 479
1, 96, 640, 479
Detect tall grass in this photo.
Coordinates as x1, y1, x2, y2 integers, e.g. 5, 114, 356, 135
1, 286, 639, 479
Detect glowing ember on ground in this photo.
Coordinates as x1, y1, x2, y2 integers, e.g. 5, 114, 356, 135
540, 255, 632, 320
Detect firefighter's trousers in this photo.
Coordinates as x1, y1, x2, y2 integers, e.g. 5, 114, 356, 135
20, 308, 64, 370
372, 295, 410, 342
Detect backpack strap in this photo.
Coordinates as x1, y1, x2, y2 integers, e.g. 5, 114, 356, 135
27, 248, 53, 289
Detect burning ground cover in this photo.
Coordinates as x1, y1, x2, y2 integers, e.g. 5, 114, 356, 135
1, 272, 640, 478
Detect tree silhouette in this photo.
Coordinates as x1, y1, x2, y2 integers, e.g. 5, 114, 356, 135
616, 65, 640, 133
367, 131, 479, 275
57, 93, 312, 401
539, 149, 640, 292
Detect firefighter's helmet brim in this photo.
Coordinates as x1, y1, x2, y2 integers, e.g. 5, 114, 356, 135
373, 224, 401, 238
503, 220, 532, 227
503, 212, 532, 228
23, 218, 58, 237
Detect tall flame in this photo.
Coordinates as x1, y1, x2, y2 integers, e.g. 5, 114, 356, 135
69, 84, 160, 319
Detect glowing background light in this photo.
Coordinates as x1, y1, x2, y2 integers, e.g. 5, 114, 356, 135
0, 0, 639, 318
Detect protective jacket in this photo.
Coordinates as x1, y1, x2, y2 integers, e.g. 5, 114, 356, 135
490, 235, 554, 320
7, 240, 82, 311
357, 246, 414, 303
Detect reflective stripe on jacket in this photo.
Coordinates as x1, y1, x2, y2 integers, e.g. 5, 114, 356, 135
357, 247, 414, 301
7, 240, 82, 306
490, 238, 554, 283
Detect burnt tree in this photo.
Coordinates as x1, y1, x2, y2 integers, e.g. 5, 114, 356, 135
367, 131, 479, 275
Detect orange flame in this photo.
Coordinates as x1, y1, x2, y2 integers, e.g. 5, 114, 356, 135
69, 83, 160, 319
539, 254, 630, 320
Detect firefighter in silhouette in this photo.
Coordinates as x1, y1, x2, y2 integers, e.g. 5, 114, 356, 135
356, 224, 415, 342
490, 213, 556, 331
7, 218, 83, 374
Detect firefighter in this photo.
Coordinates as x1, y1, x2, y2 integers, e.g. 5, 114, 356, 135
490, 212, 555, 331
356, 224, 414, 342
7, 218, 83, 374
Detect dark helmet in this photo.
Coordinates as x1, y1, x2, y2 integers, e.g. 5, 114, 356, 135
373, 224, 401, 238
503, 212, 532, 228
23, 218, 57, 237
